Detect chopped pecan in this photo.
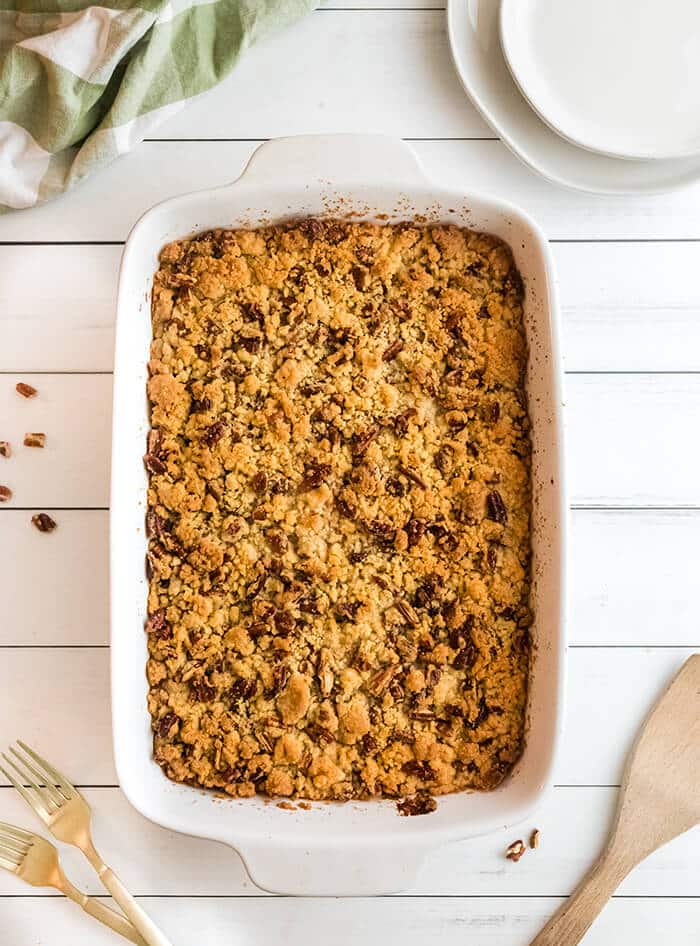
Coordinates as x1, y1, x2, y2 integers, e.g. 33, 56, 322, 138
24, 432, 46, 448
385, 476, 407, 497
396, 599, 420, 627
317, 648, 335, 697
486, 490, 508, 524
274, 611, 296, 636
306, 723, 335, 747
435, 444, 455, 476
505, 839, 526, 862
352, 425, 379, 456
143, 453, 167, 474
396, 791, 437, 817
240, 334, 262, 354
530, 829, 540, 850
147, 429, 164, 457
382, 339, 404, 362
145, 608, 172, 640
0, 442, 10, 458
251, 471, 268, 494
335, 601, 361, 622
157, 712, 178, 739
453, 643, 477, 671
398, 464, 426, 489
405, 519, 425, 548
367, 664, 400, 695
191, 679, 216, 702
31, 513, 56, 533
351, 266, 369, 291
228, 677, 258, 702
267, 664, 290, 697
367, 519, 396, 547
266, 528, 288, 555
190, 397, 212, 415
299, 461, 331, 491
15, 382, 37, 399
409, 708, 435, 721
201, 420, 226, 448
393, 408, 417, 437
0, 485, 11, 501
402, 760, 435, 780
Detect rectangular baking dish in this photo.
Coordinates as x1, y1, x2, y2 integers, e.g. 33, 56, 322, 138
111, 134, 566, 897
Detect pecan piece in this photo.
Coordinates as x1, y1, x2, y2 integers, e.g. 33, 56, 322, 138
405, 518, 425, 548
299, 461, 332, 491
367, 664, 400, 696
382, 339, 404, 362
145, 608, 172, 640
31, 513, 56, 533
530, 829, 540, 850
505, 839, 526, 862
396, 599, 420, 627
191, 679, 216, 702
143, 453, 167, 475
274, 611, 296, 636
251, 471, 267, 494
306, 723, 335, 747
486, 490, 508, 524
24, 432, 46, 448
0, 485, 11, 501
157, 712, 178, 739
396, 791, 437, 817
147, 429, 164, 457
402, 760, 435, 780
398, 464, 426, 489
367, 519, 396, 547
201, 420, 226, 448
0, 442, 10, 458
352, 425, 379, 456
267, 664, 290, 697
393, 408, 417, 437
190, 396, 212, 415
228, 677, 258, 701
15, 382, 37, 399
266, 528, 288, 555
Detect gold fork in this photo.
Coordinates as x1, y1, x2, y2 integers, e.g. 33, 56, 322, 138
0, 821, 146, 944
0, 742, 172, 946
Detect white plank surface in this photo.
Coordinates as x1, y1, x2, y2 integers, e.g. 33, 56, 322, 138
2, 897, 700, 946
4, 141, 700, 244
2, 509, 699, 647
5, 242, 700, 373
2, 372, 700, 508
0, 647, 691, 789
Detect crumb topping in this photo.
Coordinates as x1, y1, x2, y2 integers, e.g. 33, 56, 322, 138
145, 218, 532, 802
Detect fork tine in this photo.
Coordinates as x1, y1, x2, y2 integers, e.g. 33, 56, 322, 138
0, 852, 20, 872
9, 747, 64, 808
0, 759, 50, 820
0, 836, 28, 858
0, 822, 35, 845
16, 742, 74, 799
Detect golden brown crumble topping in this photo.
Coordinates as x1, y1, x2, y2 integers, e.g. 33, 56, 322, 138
145, 218, 532, 804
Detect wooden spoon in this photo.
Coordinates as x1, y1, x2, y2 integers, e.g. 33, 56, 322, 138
531, 654, 700, 946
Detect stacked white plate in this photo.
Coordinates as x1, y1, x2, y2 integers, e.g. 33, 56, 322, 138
447, 0, 700, 194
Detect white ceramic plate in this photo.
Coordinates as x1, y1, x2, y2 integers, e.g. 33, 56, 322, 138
447, 0, 700, 195
112, 134, 566, 897
500, 0, 700, 161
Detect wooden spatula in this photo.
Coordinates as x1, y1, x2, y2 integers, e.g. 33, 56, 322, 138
531, 654, 700, 946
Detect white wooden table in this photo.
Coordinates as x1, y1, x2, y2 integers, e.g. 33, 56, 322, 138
2, 5, 700, 943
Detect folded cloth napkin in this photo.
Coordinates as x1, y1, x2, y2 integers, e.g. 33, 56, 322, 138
0, 0, 315, 212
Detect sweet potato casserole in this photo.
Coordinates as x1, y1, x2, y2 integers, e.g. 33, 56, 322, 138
144, 218, 532, 806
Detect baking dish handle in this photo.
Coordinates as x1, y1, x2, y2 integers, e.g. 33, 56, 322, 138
236, 134, 429, 191
237, 839, 428, 897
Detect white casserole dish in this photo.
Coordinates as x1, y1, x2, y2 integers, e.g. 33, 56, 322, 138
111, 134, 566, 897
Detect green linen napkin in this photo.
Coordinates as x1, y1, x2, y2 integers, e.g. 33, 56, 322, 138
0, 0, 315, 212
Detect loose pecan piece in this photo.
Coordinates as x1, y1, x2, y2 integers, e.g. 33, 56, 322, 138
306, 723, 335, 747
382, 339, 404, 362
352, 425, 379, 456
398, 464, 426, 489
16, 382, 37, 398
31, 513, 56, 532
143, 453, 167, 474
367, 664, 400, 696
396, 599, 420, 627
505, 839, 526, 862
0, 442, 10, 458
24, 432, 46, 448
0, 485, 11, 501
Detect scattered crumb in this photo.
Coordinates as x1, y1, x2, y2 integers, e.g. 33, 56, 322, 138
32, 513, 57, 533
0, 485, 11, 501
298, 801, 312, 811
24, 432, 46, 448
505, 839, 526, 862
277, 801, 297, 811
0, 442, 10, 458
16, 382, 37, 399
396, 791, 437, 817
529, 828, 540, 850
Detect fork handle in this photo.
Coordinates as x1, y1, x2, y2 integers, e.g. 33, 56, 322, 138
84, 849, 173, 946
59, 875, 148, 945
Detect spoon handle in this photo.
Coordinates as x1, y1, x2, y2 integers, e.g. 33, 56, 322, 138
530, 846, 631, 946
